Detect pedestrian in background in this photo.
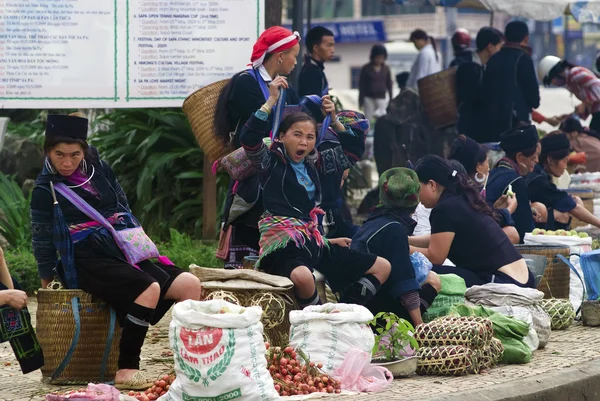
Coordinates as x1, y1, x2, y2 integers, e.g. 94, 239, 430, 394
406, 29, 442, 91
359, 44, 393, 122
298, 26, 335, 97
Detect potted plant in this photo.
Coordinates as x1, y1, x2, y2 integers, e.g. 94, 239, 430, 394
370, 312, 419, 377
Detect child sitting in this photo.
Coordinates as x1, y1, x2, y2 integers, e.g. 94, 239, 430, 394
352, 168, 440, 326
240, 76, 390, 308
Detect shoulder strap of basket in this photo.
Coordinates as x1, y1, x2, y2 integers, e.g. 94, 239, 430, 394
557, 254, 585, 314
51, 296, 118, 382
51, 296, 81, 380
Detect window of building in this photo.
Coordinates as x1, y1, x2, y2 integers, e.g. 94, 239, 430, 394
350, 67, 362, 89
361, 1, 434, 16
285, 0, 353, 20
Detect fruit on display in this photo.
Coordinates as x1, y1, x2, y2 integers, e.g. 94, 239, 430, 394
531, 228, 589, 238
127, 375, 175, 401
265, 343, 342, 396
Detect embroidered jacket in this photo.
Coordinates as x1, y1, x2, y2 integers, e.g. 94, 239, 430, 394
239, 112, 365, 221
30, 148, 131, 279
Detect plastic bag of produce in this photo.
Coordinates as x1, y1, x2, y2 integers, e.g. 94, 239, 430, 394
423, 274, 467, 322
410, 252, 432, 285
45, 384, 120, 401
289, 303, 374, 374
159, 300, 279, 401
465, 283, 551, 348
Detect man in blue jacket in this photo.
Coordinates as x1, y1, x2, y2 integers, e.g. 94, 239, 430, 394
482, 21, 540, 140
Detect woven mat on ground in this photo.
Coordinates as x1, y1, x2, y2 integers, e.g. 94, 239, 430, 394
190, 265, 294, 290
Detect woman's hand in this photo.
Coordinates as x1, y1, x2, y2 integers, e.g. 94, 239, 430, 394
267, 76, 288, 103
1, 289, 28, 311
329, 237, 351, 248
493, 195, 509, 210
506, 194, 518, 214
321, 95, 336, 120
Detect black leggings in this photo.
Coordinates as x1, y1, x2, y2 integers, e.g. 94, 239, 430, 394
432, 265, 535, 288
367, 284, 439, 327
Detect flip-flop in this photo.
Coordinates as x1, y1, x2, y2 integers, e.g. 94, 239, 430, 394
114, 371, 154, 391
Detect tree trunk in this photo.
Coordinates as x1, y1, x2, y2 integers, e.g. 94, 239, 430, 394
265, 0, 283, 28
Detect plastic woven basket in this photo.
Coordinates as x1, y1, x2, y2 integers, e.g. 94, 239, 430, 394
515, 245, 570, 299
190, 266, 298, 347
37, 289, 121, 384
182, 79, 233, 163
417, 67, 458, 130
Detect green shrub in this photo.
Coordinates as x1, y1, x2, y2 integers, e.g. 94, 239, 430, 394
155, 229, 222, 270
5, 248, 39, 294
91, 108, 229, 239
0, 172, 31, 249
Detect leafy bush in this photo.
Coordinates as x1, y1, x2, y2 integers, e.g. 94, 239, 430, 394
0, 172, 31, 249
5, 248, 39, 294
91, 108, 229, 239
155, 229, 221, 270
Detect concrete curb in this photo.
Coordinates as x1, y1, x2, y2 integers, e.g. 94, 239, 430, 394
423, 358, 600, 401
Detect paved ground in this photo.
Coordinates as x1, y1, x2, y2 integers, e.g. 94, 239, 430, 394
2, 300, 600, 401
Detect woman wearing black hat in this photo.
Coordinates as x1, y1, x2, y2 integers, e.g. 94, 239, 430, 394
30, 114, 202, 390
527, 131, 600, 230
486, 125, 542, 242
410, 155, 532, 288
449, 135, 520, 244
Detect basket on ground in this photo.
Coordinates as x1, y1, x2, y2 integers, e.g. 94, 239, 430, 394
190, 265, 298, 346
37, 289, 121, 384
417, 67, 458, 130
515, 245, 570, 299
182, 79, 232, 163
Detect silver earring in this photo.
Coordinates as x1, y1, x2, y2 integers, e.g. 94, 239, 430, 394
80, 159, 88, 175
278, 59, 282, 65
44, 157, 57, 174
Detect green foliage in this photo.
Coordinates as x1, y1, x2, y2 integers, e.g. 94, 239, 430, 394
370, 312, 419, 361
4, 248, 39, 294
0, 172, 31, 249
91, 108, 229, 239
155, 229, 222, 270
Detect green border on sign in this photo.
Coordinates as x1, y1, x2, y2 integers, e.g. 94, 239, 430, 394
126, 0, 262, 101
0, 0, 119, 101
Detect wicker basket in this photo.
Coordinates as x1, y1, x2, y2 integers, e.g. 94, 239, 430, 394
37, 289, 121, 384
417, 67, 458, 130
182, 79, 233, 163
515, 245, 570, 299
582, 300, 600, 326
190, 266, 298, 346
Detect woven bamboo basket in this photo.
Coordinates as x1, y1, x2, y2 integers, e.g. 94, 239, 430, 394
37, 289, 121, 384
190, 266, 298, 346
417, 67, 458, 130
182, 79, 232, 163
515, 245, 570, 299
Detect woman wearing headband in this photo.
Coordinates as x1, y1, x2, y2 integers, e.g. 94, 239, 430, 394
214, 26, 302, 269
411, 155, 532, 288
486, 125, 543, 242
239, 80, 390, 308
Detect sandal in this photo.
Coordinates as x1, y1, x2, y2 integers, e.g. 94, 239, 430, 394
114, 371, 154, 391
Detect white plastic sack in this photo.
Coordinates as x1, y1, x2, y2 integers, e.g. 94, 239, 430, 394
465, 283, 551, 348
569, 255, 586, 313
488, 306, 540, 351
523, 233, 592, 247
159, 300, 279, 401
289, 303, 375, 374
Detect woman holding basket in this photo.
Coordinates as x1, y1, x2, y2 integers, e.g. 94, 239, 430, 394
30, 113, 202, 390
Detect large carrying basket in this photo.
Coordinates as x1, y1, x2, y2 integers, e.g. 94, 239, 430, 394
37, 289, 121, 384
182, 79, 232, 163
190, 266, 298, 347
515, 245, 571, 299
417, 67, 458, 130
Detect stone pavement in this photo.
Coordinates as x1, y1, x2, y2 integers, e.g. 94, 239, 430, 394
2, 300, 600, 401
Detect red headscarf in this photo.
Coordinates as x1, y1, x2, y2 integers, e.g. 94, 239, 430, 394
250, 26, 301, 68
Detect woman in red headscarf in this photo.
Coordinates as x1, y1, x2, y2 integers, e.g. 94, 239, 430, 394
214, 26, 302, 268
